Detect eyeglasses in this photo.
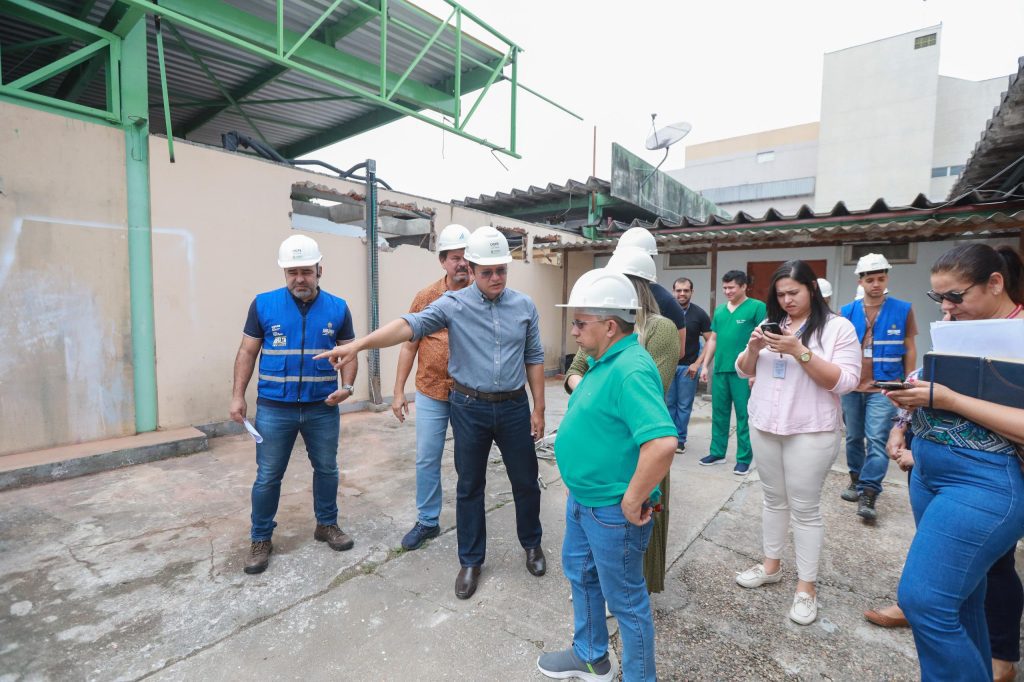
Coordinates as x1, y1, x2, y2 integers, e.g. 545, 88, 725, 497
571, 319, 605, 330
926, 282, 977, 304
477, 267, 507, 279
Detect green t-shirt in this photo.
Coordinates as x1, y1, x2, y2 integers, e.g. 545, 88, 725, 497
710, 297, 766, 374
554, 335, 677, 507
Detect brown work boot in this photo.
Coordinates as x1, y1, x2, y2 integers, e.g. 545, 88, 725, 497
244, 540, 272, 574
314, 524, 354, 551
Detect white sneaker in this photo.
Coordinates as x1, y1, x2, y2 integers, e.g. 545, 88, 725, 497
735, 563, 783, 589
789, 591, 817, 625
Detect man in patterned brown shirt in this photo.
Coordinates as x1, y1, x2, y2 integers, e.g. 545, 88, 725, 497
393, 224, 472, 550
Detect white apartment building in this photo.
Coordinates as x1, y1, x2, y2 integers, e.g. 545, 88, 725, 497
669, 26, 1010, 217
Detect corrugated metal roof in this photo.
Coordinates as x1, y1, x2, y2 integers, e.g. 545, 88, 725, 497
949, 57, 1024, 198
551, 187, 1024, 253
1, 0, 508, 156
457, 176, 612, 212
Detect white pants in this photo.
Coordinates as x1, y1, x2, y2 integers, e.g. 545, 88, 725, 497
750, 427, 840, 583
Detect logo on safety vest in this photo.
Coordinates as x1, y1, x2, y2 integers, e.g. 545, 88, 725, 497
272, 336, 288, 347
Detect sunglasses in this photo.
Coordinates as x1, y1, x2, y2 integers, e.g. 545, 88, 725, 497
477, 267, 508, 279
926, 282, 977, 304
571, 319, 606, 330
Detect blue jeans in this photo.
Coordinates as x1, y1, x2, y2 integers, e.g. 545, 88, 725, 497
414, 391, 450, 527
666, 365, 698, 447
562, 494, 655, 682
898, 437, 1024, 680
448, 390, 542, 566
840, 391, 895, 493
250, 402, 340, 541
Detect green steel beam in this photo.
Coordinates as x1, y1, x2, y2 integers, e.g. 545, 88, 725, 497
54, 1, 145, 103
322, 0, 380, 44
177, 64, 287, 135
172, 94, 362, 108
284, 0, 345, 59
120, 16, 158, 433
154, 16, 175, 161
117, 0, 522, 157
457, 48, 509, 131
386, 6, 455, 101
0, 0, 115, 43
151, 0, 455, 115
0, 85, 119, 122
6, 38, 107, 90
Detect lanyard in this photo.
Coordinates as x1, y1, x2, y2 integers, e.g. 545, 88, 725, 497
1007, 304, 1024, 319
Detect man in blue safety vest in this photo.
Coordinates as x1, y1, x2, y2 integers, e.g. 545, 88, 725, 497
230, 234, 358, 574
839, 252, 917, 523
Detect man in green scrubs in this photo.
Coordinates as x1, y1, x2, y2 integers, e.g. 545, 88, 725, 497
699, 270, 766, 475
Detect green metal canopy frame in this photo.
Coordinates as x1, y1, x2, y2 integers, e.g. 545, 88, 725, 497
0, 0, 578, 434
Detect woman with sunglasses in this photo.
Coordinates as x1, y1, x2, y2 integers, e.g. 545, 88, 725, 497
884, 244, 1024, 681
565, 251, 680, 594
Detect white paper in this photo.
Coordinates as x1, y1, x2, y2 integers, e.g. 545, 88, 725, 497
242, 418, 264, 443
929, 319, 1024, 360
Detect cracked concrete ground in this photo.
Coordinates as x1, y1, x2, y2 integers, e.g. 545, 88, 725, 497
2, 379, 1018, 680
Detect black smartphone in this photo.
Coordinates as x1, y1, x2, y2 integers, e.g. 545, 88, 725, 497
872, 380, 912, 390
760, 322, 783, 335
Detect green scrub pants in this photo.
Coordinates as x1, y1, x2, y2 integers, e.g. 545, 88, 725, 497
710, 371, 753, 464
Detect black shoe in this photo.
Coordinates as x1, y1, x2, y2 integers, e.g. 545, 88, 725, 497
314, 524, 355, 551
401, 522, 440, 551
455, 566, 481, 599
857, 490, 878, 523
244, 540, 272, 574
525, 546, 546, 576
841, 472, 860, 502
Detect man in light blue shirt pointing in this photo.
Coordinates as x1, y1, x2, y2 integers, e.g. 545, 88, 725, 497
316, 227, 547, 600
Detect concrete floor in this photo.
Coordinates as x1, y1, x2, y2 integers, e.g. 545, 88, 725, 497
0, 379, 979, 681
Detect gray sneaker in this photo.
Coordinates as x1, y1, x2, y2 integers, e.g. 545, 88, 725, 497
537, 648, 616, 682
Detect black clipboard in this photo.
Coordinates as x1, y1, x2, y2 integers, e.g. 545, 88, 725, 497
921, 352, 1024, 410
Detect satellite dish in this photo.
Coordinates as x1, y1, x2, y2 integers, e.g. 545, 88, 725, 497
645, 121, 692, 151
640, 114, 692, 189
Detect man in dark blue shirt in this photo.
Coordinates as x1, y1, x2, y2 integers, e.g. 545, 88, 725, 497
230, 235, 357, 575
666, 277, 712, 453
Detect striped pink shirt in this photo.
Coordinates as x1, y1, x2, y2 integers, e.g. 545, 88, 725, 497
736, 315, 861, 435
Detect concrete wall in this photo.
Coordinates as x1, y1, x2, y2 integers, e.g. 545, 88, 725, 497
929, 75, 1010, 200
148, 138, 580, 431
815, 27, 942, 211
0, 102, 134, 455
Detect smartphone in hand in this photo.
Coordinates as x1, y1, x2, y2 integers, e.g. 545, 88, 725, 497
872, 380, 912, 390
760, 322, 783, 335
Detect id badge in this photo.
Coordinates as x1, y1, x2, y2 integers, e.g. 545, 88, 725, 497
772, 358, 787, 379
863, 347, 873, 358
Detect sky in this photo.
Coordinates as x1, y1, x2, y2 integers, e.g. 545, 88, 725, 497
312, 0, 1024, 204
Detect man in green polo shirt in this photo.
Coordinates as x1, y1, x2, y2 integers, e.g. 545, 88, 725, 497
700, 270, 767, 475
537, 268, 676, 682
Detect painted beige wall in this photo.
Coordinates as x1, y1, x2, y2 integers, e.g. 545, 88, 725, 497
149, 138, 581, 430
0, 102, 133, 455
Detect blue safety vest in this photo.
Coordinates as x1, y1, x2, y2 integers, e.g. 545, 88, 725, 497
841, 297, 912, 381
255, 287, 349, 402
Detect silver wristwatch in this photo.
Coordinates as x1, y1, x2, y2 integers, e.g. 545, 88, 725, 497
341, 384, 354, 392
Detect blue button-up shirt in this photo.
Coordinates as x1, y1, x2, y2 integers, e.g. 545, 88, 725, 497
402, 282, 544, 392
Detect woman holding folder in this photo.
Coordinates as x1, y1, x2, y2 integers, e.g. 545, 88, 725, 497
885, 244, 1024, 681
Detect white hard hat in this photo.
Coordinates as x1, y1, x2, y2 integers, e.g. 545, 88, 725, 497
556, 268, 638, 322
465, 226, 512, 265
855, 252, 891, 275
614, 227, 657, 256
607, 246, 656, 282
437, 223, 470, 252
278, 234, 322, 268
817, 278, 833, 299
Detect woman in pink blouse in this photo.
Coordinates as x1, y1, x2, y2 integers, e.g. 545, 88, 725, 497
733, 260, 861, 625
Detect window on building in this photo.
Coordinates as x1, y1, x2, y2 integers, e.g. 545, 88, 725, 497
666, 252, 709, 269
914, 33, 937, 49
845, 243, 916, 266
756, 151, 775, 164
950, 165, 965, 177
931, 166, 949, 178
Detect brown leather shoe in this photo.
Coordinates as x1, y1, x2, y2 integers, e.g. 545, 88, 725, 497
864, 605, 909, 628
455, 566, 481, 599
525, 546, 546, 576
244, 540, 272, 574
314, 524, 355, 551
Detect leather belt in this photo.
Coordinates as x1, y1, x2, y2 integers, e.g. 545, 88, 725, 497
452, 380, 526, 403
